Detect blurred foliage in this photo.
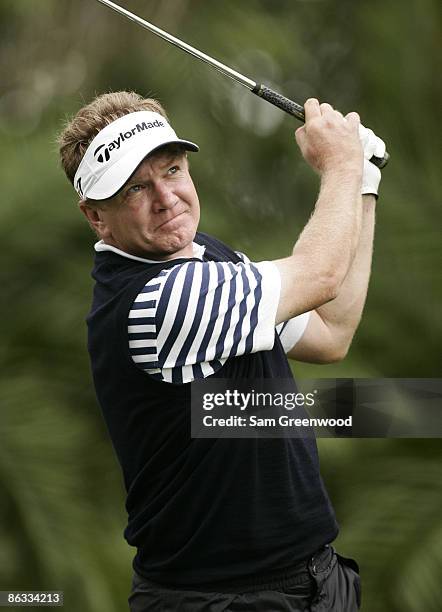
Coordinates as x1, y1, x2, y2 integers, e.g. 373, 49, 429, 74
0, 0, 441, 610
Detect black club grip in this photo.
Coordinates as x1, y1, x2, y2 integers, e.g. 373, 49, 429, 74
252, 84, 389, 169
252, 84, 306, 121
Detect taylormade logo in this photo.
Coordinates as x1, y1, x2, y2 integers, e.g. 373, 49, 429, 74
93, 119, 165, 163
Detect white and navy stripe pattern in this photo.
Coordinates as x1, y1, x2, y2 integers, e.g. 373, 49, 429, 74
237, 251, 310, 355
128, 259, 279, 383
94, 241, 310, 384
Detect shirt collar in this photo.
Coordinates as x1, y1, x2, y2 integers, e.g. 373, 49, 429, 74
94, 240, 206, 263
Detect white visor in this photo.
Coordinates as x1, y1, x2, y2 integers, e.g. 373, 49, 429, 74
73, 111, 199, 200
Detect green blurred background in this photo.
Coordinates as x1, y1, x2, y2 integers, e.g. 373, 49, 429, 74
0, 0, 441, 610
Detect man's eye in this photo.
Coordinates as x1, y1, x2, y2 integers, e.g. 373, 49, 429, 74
168, 165, 179, 175
128, 184, 144, 193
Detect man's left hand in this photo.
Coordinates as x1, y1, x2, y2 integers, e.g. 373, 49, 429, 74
359, 125, 386, 198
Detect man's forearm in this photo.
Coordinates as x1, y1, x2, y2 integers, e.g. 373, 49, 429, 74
274, 168, 363, 323
274, 101, 367, 324
315, 195, 376, 351
292, 167, 363, 287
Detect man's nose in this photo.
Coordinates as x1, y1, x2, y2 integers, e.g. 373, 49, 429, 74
152, 181, 178, 211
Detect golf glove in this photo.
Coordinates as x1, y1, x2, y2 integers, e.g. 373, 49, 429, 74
359, 125, 385, 197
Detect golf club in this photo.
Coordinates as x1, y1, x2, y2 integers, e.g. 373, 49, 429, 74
94, 0, 389, 169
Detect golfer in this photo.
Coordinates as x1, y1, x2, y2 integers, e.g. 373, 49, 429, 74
58, 90, 384, 611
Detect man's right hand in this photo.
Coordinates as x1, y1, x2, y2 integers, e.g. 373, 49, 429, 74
295, 98, 363, 176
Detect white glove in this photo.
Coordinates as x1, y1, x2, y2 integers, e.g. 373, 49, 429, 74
359, 125, 385, 197
359, 125, 386, 161
361, 159, 381, 197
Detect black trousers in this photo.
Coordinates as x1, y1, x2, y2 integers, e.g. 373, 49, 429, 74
128, 545, 361, 611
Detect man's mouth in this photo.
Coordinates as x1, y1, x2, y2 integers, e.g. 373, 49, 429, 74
156, 210, 187, 229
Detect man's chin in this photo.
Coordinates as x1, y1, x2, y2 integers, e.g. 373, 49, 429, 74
150, 228, 197, 260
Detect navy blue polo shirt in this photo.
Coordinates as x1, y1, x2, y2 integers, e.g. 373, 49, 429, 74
87, 231, 338, 586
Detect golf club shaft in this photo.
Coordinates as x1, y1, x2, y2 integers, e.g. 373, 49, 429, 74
95, 0, 389, 168
95, 0, 256, 90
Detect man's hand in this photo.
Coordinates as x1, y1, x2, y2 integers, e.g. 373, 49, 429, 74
359, 126, 386, 197
295, 99, 363, 176
361, 160, 381, 197
296, 99, 385, 197
359, 125, 386, 161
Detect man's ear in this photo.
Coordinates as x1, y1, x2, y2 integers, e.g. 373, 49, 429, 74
78, 200, 110, 239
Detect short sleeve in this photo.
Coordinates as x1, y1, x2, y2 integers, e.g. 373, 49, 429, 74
128, 259, 281, 383
276, 312, 311, 353
237, 250, 310, 353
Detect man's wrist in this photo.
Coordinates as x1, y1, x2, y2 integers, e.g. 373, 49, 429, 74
320, 162, 363, 186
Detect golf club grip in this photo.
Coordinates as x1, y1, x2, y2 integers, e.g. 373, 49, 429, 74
253, 85, 390, 168
253, 84, 305, 121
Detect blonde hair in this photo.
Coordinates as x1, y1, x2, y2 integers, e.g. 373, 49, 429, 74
57, 91, 168, 186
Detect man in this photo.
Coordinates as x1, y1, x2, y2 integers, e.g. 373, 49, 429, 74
58, 90, 384, 611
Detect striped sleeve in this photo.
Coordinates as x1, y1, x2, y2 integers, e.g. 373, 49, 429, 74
238, 250, 311, 352
128, 260, 281, 384
234, 251, 251, 264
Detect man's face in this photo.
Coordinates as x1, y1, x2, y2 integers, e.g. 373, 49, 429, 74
85, 147, 200, 259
